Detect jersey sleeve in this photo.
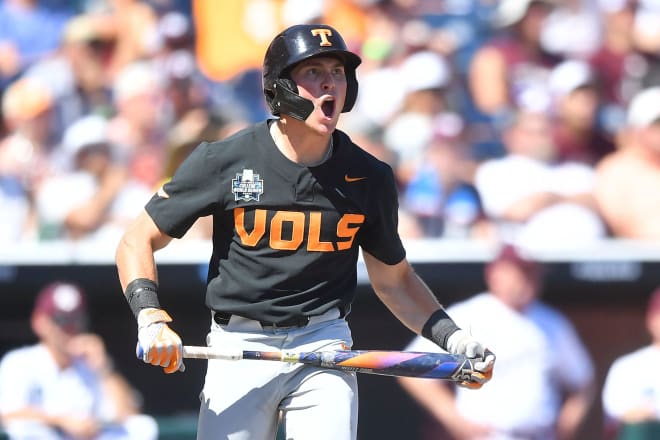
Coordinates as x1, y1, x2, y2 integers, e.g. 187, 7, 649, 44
146, 142, 221, 238
359, 163, 406, 264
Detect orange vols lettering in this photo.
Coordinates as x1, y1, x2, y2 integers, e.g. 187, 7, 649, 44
235, 208, 267, 246
270, 211, 305, 250
337, 214, 364, 250
234, 209, 364, 251
308, 212, 335, 252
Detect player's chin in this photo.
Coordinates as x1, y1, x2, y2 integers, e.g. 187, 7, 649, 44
306, 116, 337, 135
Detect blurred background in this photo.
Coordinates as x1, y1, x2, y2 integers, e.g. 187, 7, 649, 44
2, 0, 660, 438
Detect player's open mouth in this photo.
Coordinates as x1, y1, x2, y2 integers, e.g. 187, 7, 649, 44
321, 99, 335, 118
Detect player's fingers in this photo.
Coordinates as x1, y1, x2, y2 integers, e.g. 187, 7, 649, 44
161, 354, 176, 371
148, 327, 174, 366
156, 346, 171, 367
168, 360, 185, 373
465, 341, 484, 359
161, 330, 182, 370
484, 348, 496, 364
471, 370, 492, 383
150, 341, 172, 367
474, 350, 496, 374
147, 345, 164, 366
160, 346, 175, 368
458, 369, 493, 389
459, 380, 483, 390
163, 352, 183, 374
164, 364, 178, 374
153, 337, 182, 371
474, 358, 494, 373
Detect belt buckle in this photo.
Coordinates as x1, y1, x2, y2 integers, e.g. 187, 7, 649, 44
296, 316, 311, 327
264, 315, 310, 329
213, 311, 231, 326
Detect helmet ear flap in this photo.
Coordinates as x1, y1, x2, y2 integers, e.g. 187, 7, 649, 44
271, 79, 314, 121
343, 69, 358, 113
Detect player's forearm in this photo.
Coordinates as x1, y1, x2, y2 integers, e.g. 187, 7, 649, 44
556, 386, 595, 440
2, 407, 62, 429
67, 168, 127, 234
64, 197, 114, 235
390, 271, 444, 334
116, 233, 158, 291
101, 373, 141, 420
364, 254, 443, 334
116, 210, 170, 290
502, 192, 560, 222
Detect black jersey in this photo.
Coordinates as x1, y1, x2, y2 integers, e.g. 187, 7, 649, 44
146, 120, 405, 323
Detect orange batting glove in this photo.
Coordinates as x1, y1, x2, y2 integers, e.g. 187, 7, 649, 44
136, 308, 184, 374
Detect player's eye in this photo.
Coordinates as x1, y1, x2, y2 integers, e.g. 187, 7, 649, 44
332, 67, 345, 77
304, 67, 320, 77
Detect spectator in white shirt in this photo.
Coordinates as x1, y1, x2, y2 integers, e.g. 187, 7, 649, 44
399, 244, 595, 440
0, 281, 158, 439
474, 109, 607, 249
35, 115, 152, 243
602, 286, 660, 438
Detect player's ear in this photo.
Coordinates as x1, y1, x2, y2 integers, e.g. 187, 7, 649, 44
31, 312, 50, 337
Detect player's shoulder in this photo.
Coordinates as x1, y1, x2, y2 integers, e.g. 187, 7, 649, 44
526, 301, 578, 335
595, 147, 638, 178
529, 301, 568, 322
611, 345, 657, 370
0, 344, 44, 370
334, 129, 394, 177
196, 122, 268, 158
221, 121, 264, 143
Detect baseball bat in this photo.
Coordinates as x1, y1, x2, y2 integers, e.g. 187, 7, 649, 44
182, 346, 476, 381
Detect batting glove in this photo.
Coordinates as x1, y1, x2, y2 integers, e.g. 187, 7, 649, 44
446, 329, 495, 389
136, 308, 184, 374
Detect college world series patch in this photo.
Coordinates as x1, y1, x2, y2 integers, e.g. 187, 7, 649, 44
232, 169, 264, 202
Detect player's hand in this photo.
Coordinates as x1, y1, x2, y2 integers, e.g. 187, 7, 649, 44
67, 333, 113, 374
136, 308, 184, 374
446, 329, 495, 389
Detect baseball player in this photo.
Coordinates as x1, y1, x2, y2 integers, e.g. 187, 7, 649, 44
115, 24, 495, 440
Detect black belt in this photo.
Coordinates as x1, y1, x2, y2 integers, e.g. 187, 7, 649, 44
213, 305, 350, 329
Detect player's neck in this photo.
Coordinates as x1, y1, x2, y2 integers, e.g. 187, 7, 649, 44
42, 342, 73, 370
270, 119, 332, 166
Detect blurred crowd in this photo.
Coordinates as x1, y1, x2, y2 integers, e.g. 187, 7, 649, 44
0, 281, 159, 439
2, 0, 660, 249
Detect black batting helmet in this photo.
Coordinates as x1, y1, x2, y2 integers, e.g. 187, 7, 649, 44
263, 24, 362, 121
